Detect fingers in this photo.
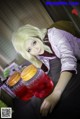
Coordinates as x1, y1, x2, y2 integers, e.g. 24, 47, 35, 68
50, 104, 54, 113
40, 102, 54, 116
50, 100, 58, 113
40, 101, 50, 116
40, 101, 46, 114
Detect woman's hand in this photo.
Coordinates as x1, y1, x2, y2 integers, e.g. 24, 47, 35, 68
40, 91, 61, 116
40, 71, 73, 116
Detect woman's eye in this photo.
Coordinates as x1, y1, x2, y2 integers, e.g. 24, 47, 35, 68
27, 48, 31, 52
33, 41, 36, 45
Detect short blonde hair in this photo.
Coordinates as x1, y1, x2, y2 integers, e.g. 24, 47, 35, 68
12, 24, 47, 67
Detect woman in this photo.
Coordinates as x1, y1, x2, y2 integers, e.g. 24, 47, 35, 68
12, 24, 80, 116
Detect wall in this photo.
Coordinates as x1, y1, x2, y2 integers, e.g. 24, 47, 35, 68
0, 0, 53, 68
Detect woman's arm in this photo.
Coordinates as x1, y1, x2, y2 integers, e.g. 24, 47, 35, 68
53, 71, 72, 95
40, 29, 77, 116
40, 71, 73, 116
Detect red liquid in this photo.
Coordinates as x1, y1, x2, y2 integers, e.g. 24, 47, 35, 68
33, 72, 54, 98
12, 71, 54, 101
14, 85, 34, 101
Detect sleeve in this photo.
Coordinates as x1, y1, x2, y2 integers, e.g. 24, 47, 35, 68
56, 32, 77, 73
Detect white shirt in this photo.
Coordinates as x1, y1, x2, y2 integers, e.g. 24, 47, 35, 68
38, 27, 80, 74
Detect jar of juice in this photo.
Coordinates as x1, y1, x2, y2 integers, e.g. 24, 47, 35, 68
21, 65, 54, 99
6, 71, 34, 101
6, 65, 54, 101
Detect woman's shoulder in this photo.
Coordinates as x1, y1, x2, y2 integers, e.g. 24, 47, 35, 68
48, 27, 64, 42
48, 27, 65, 34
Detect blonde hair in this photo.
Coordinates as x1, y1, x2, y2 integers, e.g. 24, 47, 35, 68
12, 24, 50, 68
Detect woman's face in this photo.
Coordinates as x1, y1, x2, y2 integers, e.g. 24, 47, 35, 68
25, 37, 44, 56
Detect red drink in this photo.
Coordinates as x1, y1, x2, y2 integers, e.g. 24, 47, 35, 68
25, 69, 54, 98
7, 65, 54, 101
34, 72, 54, 98
13, 84, 34, 101
6, 72, 34, 101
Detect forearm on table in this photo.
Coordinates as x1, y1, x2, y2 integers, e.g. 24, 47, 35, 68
52, 71, 73, 96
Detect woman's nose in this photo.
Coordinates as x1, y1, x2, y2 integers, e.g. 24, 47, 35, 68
33, 47, 37, 52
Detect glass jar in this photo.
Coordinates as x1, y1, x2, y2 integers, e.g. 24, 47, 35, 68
6, 71, 34, 101
21, 65, 54, 99
6, 65, 54, 101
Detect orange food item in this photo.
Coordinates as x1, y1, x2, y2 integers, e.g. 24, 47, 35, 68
21, 65, 37, 81
7, 72, 21, 87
